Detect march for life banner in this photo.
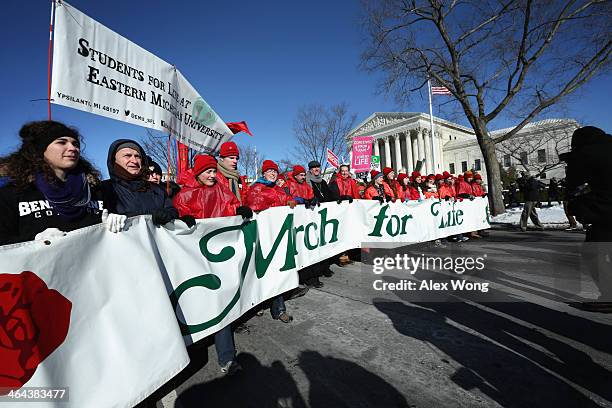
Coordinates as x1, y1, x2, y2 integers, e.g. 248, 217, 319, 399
351, 136, 373, 172
50, 1, 233, 153
0, 199, 489, 407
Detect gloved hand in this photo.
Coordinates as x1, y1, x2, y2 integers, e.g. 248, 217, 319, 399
101, 209, 127, 233
373, 196, 384, 204
151, 208, 176, 226
179, 215, 197, 228
444, 196, 451, 201
469, 195, 475, 201
288, 200, 297, 209
385, 195, 393, 203
340, 195, 353, 203
236, 206, 253, 219
293, 197, 306, 205
308, 197, 320, 208
34, 228, 66, 241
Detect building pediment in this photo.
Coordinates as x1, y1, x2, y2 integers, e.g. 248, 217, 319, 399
350, 113, 419, 136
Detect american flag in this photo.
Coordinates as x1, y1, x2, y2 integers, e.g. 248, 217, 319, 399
431, 85, 452, 95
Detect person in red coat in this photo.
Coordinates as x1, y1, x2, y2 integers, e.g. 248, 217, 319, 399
329, 164, 361, 201
397, 173, 418, 201
171, 154, 253, 376
455, 172, 475, 199
216, 141, 249, 205
472, 173, 486, 197
246, 160, 297, 213
285, 165, 314, 204
438, 171, 457, 200
365, 171, 394, 201
382, 167, 400, 199
173, 155, 248, 219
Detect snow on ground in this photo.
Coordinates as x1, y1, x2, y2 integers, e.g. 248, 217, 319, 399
492, 203, 582, 227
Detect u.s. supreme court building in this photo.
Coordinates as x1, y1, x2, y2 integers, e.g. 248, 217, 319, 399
347, 112, 579, 184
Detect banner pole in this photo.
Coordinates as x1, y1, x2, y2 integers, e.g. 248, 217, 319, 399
47, 0, 56, 120
427, 77, 438, 172
166, 135, 172, 195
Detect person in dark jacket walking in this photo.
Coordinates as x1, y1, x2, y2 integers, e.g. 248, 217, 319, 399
564, 126, 612, 312
0, 120, 106, 245
100, 139, 183, 228
547, 177, 561, 206
519, 172, 544, 231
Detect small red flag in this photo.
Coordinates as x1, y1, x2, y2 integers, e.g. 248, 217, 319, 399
225, 121, 253, 136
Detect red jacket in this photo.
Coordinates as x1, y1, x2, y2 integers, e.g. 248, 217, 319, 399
216, 168, 249, 204
438, 184, 456, 199
331, 176, 361, 199
246, 181, 294, 212
286, 177, 314, 200
365, 183, 395, 200
455, 180, 473, 196
405, 185, 421, 201
173, 172, 240, 219
472, 183, 485, 197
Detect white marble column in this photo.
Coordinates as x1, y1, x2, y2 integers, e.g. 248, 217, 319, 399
373, 139, 380, 157
404, 131, 414, 172
411, 130, 419, 169
393, 134, 402, 170
383, 136, 392, 168
417, 129, 425, 170
423, 129, 432, 174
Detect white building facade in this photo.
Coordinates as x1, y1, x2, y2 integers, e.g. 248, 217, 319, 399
346, 112, 579, 184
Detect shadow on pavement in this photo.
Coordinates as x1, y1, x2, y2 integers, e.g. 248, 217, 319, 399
176, 351, 410, 408
374, 298, 611, 408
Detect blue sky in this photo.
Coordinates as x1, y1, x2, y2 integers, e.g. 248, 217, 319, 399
1, 0, 610, 178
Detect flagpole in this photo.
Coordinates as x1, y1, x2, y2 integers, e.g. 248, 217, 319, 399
427, 77, 438, 172
47, 0, 56, 120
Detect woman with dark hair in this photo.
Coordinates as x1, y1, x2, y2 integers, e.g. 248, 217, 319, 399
0, 120, 105, 245
381, 167, 399, 200
365, 171, 393, 202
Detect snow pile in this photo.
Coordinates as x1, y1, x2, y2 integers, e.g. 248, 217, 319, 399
492, 203, 581, 226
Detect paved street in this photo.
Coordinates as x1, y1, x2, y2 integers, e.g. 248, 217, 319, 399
154, 225, 612, 408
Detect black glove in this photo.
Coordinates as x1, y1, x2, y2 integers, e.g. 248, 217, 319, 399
179, 215, 196, 228
469, 195, 475, 201
444, 196, 451, 201
341, 195, 354, 203
373, 196, 384, 204
152, 208, 177, 226
385, 195, 393, 202
309, 197, 320, 207
236, 206, 253, 219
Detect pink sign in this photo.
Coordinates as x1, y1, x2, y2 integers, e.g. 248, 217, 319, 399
351, 136, 373, 172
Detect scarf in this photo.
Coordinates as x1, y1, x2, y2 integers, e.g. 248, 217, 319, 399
253, 177, 276, 187
217, 161, 241, 202
305, 172, 323, 187
34, 171, 91, 221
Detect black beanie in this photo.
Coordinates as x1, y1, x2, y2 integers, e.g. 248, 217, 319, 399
19, 121, 79, 153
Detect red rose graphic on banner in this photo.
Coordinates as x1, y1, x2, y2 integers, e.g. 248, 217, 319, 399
0, 272, 72, 394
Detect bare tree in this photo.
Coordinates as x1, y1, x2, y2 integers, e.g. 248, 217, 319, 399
140, 130, 198, 180
361, 0, 611, 214
292, 103, 357, 171
237, 144, 263, 181
496, 121, 577, 176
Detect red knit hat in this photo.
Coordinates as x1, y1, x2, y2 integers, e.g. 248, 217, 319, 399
458, 174, 464, 179
292, 165, 306, 175
370, 169, 379, 178
397, 173, 408, 184
192, 154, 218, 176
443, 171, 451, 179
219, 141, 239, 157
261, 159, 279, 173
277, 173, 286, 180
474, 173, 482, 180
411, 171, 421, 179
427, 174, 435, 180
435, 174, 444, 180
464, 171, 473, 178
383, 167, 394, 176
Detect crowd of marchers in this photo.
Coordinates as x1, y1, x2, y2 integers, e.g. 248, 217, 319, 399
0, 120, 611, 377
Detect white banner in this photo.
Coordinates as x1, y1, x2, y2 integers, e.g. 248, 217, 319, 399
50, 1, 233, 153
0, 199, 489, 407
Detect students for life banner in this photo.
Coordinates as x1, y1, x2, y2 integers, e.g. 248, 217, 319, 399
351, 136, 373, 172
327, 148, 339, 168
0, 199, 489, 407
50, 1, 233, 153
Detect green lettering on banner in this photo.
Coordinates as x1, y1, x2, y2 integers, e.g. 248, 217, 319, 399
319, 207, 339, 245
169, 221, 257, 335
255, 214, 296, 278
368, 204, 389, 237
304, 222, 319, 250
